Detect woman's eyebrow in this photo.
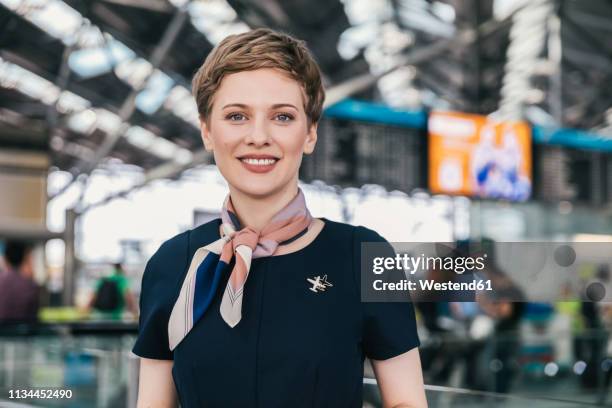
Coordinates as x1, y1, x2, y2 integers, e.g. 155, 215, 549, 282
222, 103, 248, 110
221, 103, 298, 110
270, 103, 298, 110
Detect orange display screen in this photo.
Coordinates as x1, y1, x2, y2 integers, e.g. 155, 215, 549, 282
428, 111, 532, 201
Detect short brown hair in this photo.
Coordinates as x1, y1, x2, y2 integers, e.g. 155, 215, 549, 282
192, 28, 325, 128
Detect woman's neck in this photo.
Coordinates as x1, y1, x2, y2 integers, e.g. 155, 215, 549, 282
228, 183, 299, 231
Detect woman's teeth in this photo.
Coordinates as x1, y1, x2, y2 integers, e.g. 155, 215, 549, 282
241, 158, 277, 165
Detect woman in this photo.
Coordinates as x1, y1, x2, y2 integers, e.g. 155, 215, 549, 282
133, 28, 427, 408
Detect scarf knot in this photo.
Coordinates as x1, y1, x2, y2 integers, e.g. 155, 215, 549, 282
228, 227, 260, 252
168, 188, 312, 350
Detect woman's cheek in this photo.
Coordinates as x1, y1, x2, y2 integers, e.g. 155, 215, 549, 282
212, 137, 237, 162
213, 149, 235, 179
276, 130, 306, 154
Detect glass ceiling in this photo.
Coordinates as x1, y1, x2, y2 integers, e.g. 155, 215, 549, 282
2, 0, 609, 165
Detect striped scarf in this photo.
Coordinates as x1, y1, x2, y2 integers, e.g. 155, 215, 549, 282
168, 188, 312, 351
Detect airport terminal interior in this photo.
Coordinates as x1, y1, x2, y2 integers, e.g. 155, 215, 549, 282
1, 0, 612, 406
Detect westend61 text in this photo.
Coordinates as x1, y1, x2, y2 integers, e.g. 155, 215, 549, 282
373, 279, 493, 291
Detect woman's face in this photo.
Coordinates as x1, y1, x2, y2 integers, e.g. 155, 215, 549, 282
200, 68, 317, 198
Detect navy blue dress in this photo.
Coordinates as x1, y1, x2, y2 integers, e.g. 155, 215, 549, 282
132, 217, 420, 407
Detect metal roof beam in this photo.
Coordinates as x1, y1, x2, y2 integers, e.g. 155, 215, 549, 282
51, 2, 190, 203
325, 7, 520, 107
98, 0, 174, 13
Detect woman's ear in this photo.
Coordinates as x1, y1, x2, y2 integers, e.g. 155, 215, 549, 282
200, 118, 214, 151
303, 122, 318, 155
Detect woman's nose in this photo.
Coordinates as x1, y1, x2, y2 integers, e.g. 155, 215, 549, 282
244, 117, 270, 146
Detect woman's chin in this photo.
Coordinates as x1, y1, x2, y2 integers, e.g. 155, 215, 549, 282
231, 182, 286, 199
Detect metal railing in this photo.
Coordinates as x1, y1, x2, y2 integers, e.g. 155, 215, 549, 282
0, 324, 609, 407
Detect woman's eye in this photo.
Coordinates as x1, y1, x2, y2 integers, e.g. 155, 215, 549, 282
226, 113, 246, 121
275, 113, 294, 122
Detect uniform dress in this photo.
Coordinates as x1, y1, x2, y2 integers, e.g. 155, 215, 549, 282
132, 217, 420, 407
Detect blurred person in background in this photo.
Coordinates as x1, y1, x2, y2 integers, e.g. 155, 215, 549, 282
574, 264, 609, 391
86, 262, 138, 320
0, 242, 8, 275
436, 238, 525, 393
473, 241, 525, 394
0, 240, 40, 322
476, 292, 525, 393
417, 262, 461, 385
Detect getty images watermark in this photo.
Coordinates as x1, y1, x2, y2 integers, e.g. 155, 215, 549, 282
360, 242, 611, 303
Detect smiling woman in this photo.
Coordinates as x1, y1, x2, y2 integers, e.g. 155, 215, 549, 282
132, 28, 427, 408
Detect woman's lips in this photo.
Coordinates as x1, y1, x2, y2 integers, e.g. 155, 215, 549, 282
239, 157, 279, 174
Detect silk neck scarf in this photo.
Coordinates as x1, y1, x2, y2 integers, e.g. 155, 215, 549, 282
168, 188, 312, 351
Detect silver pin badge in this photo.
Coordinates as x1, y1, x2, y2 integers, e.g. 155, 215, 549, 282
307, 274, 333, 293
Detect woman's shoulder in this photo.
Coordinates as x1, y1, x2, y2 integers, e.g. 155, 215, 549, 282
188, 217, 223, 249
144, 218, 221, 279
320, 218, 388, 244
